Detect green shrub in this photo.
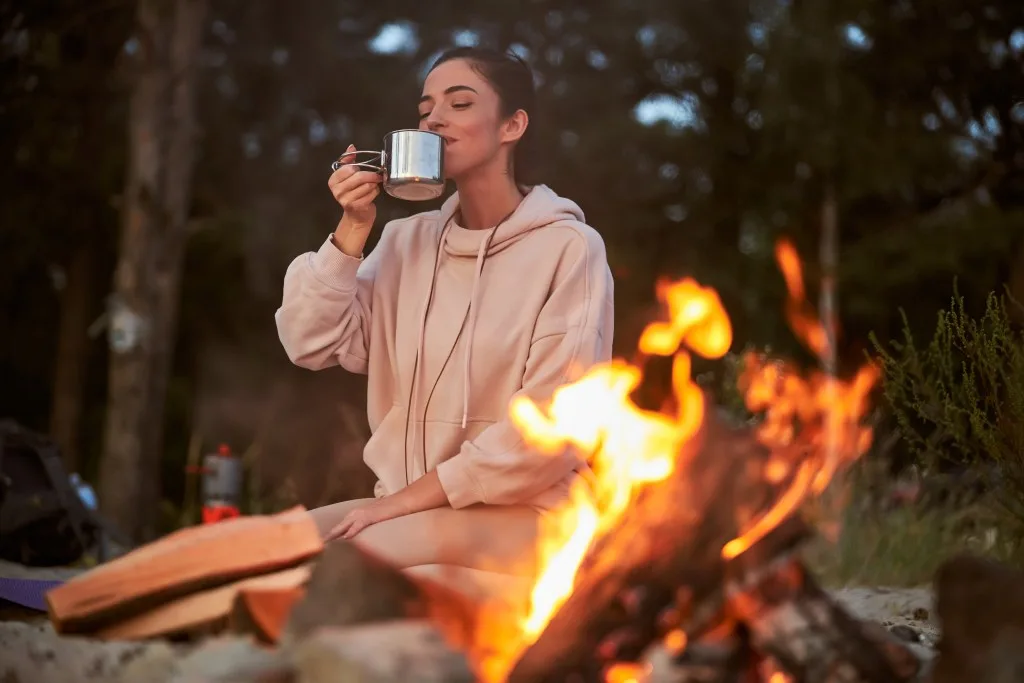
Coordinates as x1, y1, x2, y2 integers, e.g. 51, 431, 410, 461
870, 286, 1024, 547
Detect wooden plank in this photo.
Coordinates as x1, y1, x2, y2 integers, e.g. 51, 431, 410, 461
95, 564, 311, 641
47, 506, 322, 634
230, 585, 307, 644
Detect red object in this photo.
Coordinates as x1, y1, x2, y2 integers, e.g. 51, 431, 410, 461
202, 504, 241, 524
187, 443, 244, 525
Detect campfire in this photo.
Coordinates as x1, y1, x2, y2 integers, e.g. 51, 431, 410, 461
467, 238, 911, 683
41, 239, 924, 683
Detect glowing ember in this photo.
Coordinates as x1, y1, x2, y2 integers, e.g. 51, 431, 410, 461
604, 662, 653, 683
476, 240, 877, 682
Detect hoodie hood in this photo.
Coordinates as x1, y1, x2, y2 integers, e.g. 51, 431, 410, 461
438, 184, 587, 258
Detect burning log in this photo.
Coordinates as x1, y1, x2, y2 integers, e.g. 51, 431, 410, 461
505, 409, 922, 683
725, 552, 923, 683
505, 412, 791, 682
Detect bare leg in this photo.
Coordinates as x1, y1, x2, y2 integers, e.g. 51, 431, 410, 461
307, 498, 541, 577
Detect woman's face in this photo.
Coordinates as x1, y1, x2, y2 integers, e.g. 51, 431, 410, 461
419, 59, 519, 180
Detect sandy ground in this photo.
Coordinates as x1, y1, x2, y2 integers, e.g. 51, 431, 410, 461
832, 585, 938, 646
0, 558, 939, 682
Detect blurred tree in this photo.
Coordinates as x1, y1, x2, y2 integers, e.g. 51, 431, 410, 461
98, 0, 209, 542
0, 0, 131, 473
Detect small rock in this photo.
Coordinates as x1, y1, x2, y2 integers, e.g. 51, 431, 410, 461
292, 621, 474, 683
912, 607, 929, 621
284, 543, 477, 649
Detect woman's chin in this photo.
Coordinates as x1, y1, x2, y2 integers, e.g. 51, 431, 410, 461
443, 165, 468, 182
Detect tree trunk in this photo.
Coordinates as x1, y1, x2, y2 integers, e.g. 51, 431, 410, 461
100, 0, 208, 543
50, 244, 96, 475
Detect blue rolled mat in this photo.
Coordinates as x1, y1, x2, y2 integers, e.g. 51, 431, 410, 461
0, 576, 64, 612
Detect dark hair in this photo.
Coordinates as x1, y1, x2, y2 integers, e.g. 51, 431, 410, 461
429, 46, 540, 184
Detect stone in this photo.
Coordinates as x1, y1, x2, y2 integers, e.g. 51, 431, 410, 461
291, 621, 474, 683
283, 543, 477, 650
932, 553, 1024, 683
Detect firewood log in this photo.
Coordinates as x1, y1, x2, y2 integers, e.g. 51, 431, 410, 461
47, 506, 322, 634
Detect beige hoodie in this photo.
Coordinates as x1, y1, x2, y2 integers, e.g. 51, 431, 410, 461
275, 184, 614, 510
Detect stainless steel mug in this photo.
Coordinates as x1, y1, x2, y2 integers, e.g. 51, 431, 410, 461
331, 129, 445, 201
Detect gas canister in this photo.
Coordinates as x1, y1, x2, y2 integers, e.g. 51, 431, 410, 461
189, 444, 243, 524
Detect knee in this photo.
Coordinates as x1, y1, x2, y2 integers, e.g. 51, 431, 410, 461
307, 506, 335, 538
307, 498, 373, 539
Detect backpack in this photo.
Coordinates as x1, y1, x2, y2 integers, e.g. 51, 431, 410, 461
0, 420, 100, 567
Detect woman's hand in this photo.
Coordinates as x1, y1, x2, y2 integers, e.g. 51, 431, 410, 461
329, 144, 382, 256
325, 496, 402, 542
325, 472, 450, 543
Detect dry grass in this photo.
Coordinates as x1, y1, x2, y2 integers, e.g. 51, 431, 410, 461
803, 494, 1020, 587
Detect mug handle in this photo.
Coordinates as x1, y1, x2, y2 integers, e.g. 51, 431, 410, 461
331, 150, 386, 173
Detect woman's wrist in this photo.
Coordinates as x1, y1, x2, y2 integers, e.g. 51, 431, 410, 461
332, 215, 372, 258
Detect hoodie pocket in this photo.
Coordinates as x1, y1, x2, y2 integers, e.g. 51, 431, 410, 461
361, 406, 410, 496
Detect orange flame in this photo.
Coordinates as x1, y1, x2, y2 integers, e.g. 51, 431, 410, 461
476, 279, 731, 681
477, 241, 876, 682
722, 239, 879, 559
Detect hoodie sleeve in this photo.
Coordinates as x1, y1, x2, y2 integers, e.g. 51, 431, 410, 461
274, 232, 384, 374
435, 231, 615, 508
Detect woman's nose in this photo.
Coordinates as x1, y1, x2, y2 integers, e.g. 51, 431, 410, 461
425, 111, 445, 131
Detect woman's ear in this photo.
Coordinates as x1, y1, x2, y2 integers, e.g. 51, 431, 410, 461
500, 109, 529, 144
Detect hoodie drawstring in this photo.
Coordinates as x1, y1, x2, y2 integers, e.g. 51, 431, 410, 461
404, 218, 454, 484
412, 204, 518, 444
461, 227, 498, 427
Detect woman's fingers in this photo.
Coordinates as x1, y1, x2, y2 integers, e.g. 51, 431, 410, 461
330, 168, 380, 198
326, 519, 350, 542
341, 181, 380, 207
348, 187, 380, 211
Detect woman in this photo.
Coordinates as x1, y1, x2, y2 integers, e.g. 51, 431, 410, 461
275, 47, 614, 579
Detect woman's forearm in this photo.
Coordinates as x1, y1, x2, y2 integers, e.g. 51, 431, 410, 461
387, 470, 450, 517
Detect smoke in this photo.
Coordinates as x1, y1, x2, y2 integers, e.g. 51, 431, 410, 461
189, 342, 376, 510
